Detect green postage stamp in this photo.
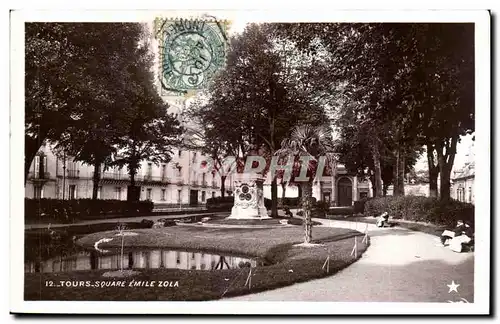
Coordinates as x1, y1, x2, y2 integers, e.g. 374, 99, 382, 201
155, 17, 228, 95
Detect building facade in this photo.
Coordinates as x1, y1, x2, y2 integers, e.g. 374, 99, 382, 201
263, 164, 372, 206
25, 142, 232, 206
450, 162, 475, 204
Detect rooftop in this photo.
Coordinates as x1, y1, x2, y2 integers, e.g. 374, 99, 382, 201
452, 162, 475, 180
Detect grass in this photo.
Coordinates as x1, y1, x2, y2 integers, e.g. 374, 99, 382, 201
206, 217, 321, 226
24, 226, 368, 301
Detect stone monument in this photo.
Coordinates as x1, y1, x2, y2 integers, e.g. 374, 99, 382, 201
227, 173, 270, 220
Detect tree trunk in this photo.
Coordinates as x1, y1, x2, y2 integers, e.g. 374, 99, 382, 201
220, 175, 226, 198
130, 169, 136, 187
369, 174, 377, 198
439, 163, 452, 201
371, 144, 383, 198
426, 143, 439, 198
383, 183, 388, 197
301, 180, 313, 244
437, 137, 458, 201
25, 135, 42, 185
271, 177, 278, 217
280, 181, 286, 207
92, 160, 101, 200
393, 146, 405, 196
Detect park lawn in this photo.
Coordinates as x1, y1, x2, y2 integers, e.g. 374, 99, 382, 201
25, 226, 368, 301
205, 218, 322, 226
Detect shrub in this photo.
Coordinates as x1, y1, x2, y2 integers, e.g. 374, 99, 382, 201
364, 196, 474, 227
277, 197, 301, 207
353, 198, 371, 214
25, 198, 154, 224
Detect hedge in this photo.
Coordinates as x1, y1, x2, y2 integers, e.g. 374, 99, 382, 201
206, 196, 272, 211
25, 198, 154, 224
364, 196, 474, 227
277, 197, 301, 207
353, 198, 371, 214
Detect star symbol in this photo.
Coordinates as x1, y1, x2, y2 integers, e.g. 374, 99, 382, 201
447, 280, 460, 293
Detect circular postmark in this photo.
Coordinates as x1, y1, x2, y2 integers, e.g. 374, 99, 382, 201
160, 19, 227, 91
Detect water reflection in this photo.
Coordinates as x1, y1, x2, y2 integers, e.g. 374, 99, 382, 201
25, 249, 258, 273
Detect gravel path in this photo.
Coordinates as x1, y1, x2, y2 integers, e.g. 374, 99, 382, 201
228, 219, 474, 302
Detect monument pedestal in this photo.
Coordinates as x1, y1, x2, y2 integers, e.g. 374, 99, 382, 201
227, 173, 270, 220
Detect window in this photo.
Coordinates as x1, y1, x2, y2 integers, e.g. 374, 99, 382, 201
34, 185, 43, 199
115, 187, 122, 200
202, 173, 206, 184
468, 187, 472, 203
178, 150, 182, 157
34, 155, 40, 178
177, 189, 182, 203
69, 185, 76, 199
147, 163, 152, 178
201, 191, 206, 202
212, 192, 215, 198
177, 166, 182, 177
146, 188, 152, 200
97, 186, 102, 199
161, 189, 166, 201
34, 155, 48, 178
176, 252, 181, 264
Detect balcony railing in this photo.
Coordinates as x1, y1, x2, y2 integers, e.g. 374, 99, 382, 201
191, 180, 199, 187
28, 172, 51, 180
139, 174, 169, 184
100, 172, 130, 181
66, 169, 80, 178
201, 181, 208, 188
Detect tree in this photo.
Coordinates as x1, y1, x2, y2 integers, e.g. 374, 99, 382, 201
190, 23, 329, 216
276, 125, 337, 244
112, 90, 183, 194
407, 24, 474, 200
25, 23, 149, 185
186, 96, 247, 198
274, 23, 473, 201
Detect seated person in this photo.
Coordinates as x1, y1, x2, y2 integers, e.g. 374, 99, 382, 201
376, 212, 389, 227
283, 206, 293, 218
440, 220, 474, 252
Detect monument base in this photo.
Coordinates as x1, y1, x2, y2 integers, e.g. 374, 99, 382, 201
227, 206, 270, 220
226, 172, 270, 220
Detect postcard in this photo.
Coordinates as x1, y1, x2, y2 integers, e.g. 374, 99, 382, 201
10, 9, 490, 315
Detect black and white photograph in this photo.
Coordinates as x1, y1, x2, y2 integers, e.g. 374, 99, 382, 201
9, 8, 491, 315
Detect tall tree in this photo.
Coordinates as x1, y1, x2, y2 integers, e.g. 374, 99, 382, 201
189, 23, 329, 215
275, 23, 474, 201
112, 71, 183, 193
24, 23, 149, 185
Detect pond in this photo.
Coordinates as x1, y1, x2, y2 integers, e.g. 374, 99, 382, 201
25, 230, 262, 273
25, 248, 259, 273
